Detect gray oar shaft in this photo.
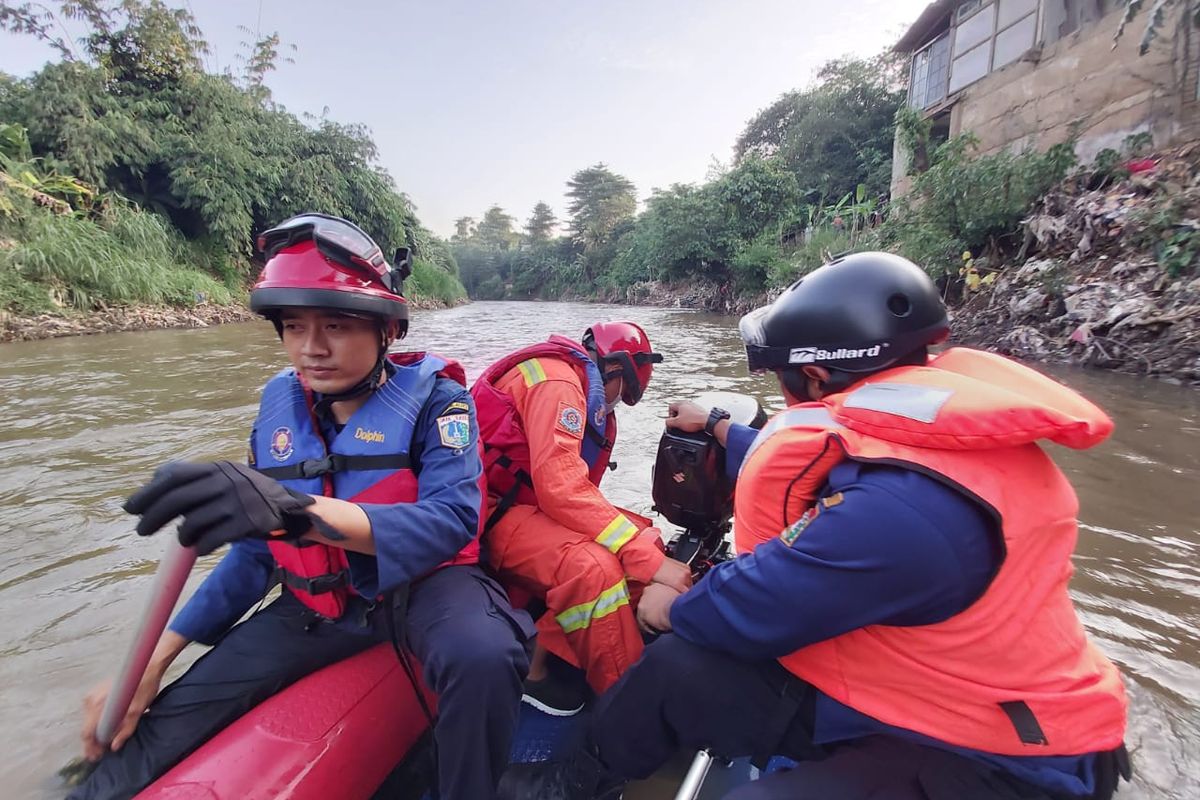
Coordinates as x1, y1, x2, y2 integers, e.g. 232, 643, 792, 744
674, 749, 715, 800
96, 537, 197, 746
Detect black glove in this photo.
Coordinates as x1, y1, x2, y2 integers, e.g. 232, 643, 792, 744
123, 461, 316, 555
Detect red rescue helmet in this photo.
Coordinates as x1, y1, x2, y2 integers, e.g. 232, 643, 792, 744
251, 213, 412, 337
583, 321, 663, 406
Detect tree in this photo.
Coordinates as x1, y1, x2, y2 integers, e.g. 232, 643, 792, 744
236, 27, 296, 105
714, 155, 802, 240
565, 163, 636, 250
613, 183, 734, 284
524, 201, 556, 244
0, 0, 464, 300
734, 52, 907, 204
475, 205, 517, 251
452, 216, 476, 241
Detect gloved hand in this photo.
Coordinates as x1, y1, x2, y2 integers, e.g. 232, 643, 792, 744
124, 461, 315, 555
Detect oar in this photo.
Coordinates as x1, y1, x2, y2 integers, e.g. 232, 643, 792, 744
96, 536, 197, 745
673, 749, 716, 800
60, 536, 197, 786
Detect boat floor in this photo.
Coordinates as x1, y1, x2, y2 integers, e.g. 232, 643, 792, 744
373, 703, 795, 800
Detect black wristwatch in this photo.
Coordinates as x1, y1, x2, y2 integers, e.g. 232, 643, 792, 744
705, 407, 731, 436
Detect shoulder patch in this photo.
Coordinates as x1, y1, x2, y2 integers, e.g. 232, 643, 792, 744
779, 492, 843, 546
437, 413, 472, 449
556, 401, 585, 439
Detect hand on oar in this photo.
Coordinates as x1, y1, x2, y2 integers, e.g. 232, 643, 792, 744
124, 461, 315, 555
80, 671, 162, 760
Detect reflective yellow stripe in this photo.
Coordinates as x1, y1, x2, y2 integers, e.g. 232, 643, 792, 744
555, 579, 631, 634
595, 513, 639, 553
517, 358, 548, 387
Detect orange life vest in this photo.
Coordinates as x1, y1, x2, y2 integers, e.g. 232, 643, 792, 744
733, 347, 1128, 756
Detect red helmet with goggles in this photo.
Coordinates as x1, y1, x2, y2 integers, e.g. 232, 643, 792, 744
584, 321, 663, 406
250, 213, 412, 335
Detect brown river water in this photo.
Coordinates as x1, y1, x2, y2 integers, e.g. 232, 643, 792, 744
0, 301, 1196, 799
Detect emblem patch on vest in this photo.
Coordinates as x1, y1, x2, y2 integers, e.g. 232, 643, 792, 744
779, 492, 843, 546
437, 414, 471, 449
594, 407, 606, 427
557, 403, 584, 438
270, 427, 294, 461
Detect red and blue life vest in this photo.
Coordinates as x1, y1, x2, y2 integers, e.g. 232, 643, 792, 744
251, 352, 480, 619
471, 336, 615, 527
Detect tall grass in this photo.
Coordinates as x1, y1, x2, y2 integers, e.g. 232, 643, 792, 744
406, 258, 467, 306
0, 195, 237, 313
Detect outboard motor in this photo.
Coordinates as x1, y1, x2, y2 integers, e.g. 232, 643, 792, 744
653, 392, 766, 577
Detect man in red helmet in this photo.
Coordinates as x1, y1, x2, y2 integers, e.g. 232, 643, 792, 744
473, 322, 692, 714
72, 214, 533, 800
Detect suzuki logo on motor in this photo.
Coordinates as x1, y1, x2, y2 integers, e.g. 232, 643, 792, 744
789, 344, 885, 364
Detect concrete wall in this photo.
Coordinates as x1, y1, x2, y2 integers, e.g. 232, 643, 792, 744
892, 4, 1200, 196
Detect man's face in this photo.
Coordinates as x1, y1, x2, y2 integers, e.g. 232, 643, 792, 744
279, 308, 382, 394
603, 363, 625, 406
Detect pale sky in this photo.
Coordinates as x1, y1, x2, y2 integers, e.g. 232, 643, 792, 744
0, 0, 930, 237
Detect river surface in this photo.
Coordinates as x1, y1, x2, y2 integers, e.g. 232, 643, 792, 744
0, 301, 1196, 799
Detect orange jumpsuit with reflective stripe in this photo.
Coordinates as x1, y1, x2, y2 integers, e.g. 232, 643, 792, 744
485, 356, 664, 692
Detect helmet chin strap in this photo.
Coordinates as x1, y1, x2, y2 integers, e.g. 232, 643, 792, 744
312, 329, 391, 420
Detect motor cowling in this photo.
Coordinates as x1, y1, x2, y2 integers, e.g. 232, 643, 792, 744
653, 392, 765, 574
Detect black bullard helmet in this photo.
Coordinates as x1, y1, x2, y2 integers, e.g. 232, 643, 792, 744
739, 252, 949, 375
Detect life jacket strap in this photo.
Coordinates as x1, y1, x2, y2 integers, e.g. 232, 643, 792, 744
998, 700, 1049, 746
256, 453, 412, 480
484, 450, 534, 532
585, 424, 612, 452
274, 565, 351, 596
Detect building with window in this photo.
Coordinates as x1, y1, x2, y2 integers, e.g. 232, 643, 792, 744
892, 1, 1200, 196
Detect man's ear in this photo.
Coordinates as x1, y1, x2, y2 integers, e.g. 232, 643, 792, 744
801, 365, 830, 384
383, 320, 401, 345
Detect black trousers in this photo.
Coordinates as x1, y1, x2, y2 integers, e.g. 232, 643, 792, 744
70, 565, 533, 800
590, 634, 1123, 800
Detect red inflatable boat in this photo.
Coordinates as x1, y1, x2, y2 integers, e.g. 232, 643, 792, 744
136, 644, 434, 800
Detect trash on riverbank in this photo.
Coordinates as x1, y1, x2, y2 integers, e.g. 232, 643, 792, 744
951, 144, 1200, 385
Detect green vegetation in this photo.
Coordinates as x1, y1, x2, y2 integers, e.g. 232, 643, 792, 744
0, 195, 235, 312
451, 52, 907, 301
0, 0, 464, 316
882, 134, 1078, 276
450, 45, 1118, 304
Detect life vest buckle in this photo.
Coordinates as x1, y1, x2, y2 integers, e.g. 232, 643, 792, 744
276, 566, 350, 595
299, 455, 338, 478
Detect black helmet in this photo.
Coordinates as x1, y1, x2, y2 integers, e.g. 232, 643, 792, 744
739, 252, 949, 376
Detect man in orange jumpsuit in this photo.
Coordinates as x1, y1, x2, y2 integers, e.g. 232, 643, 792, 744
473, 321, 692, 714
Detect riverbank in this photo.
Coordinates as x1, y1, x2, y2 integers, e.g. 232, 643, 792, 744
585, 271, 1199, 386
950, 256, 1200, 385
585, 281, 768, 316
0, 296, 467, 343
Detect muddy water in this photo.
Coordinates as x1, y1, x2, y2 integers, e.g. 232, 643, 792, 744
0, 301, 1195, 799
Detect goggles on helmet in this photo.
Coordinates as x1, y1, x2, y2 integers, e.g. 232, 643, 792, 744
257, 213, 410, 294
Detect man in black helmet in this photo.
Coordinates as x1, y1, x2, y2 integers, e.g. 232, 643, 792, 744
499, 252, 1130, 800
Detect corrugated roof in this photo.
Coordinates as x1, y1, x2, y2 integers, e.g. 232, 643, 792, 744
894, 0, 957, 53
